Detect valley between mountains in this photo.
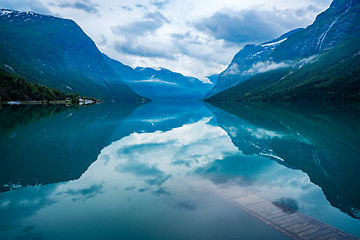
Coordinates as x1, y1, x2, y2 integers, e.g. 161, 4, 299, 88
0, 0, 359, 103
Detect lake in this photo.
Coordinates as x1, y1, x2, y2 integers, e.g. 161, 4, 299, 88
0, 101, 359, 240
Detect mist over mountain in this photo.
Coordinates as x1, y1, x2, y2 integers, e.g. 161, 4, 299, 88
0, 9, 210, 101
205, 29, 303, 98
1, 0, 359, 103
104, 54, 213, 100
207, 0, 360, 102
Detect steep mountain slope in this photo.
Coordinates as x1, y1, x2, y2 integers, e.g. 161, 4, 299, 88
0, 68, 79, 101
104, 52, 213, 100
205, 29, 302, 98
207, 37, 360, 102
272, 0, 360, 61
0, 9, 144, 101
207, 0, 360, 102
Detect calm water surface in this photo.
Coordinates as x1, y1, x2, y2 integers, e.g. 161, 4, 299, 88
0, 102, 359, 240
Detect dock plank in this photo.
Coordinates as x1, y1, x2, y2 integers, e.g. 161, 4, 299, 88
213, 187, 359, 240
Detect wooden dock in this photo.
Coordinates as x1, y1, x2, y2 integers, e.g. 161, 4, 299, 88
212, 186, 359, 240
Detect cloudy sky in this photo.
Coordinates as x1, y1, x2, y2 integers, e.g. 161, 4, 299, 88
0, 0, 332, 79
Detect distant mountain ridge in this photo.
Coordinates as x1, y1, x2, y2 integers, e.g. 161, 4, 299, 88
207, 0, 360, 102
0, 9, 145, 101
0, 9, 210, 101
131, 67, 212, 100
104, 54, 213, 100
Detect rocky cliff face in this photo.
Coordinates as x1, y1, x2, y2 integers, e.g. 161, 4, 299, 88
272, 0, 360, 61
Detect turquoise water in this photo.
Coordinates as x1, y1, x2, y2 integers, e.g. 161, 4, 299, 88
0, 102, 359, 239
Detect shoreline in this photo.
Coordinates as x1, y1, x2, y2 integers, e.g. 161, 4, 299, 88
1, 99, 101, 106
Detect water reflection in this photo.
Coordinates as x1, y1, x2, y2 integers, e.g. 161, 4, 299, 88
0, 103, 142, 192
0, 102, 289, 240
0, 104, 77, 136
0, 101, 359, 239
208, 102, 360, 220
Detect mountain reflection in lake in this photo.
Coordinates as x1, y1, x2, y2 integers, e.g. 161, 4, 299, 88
0, 101, 359, 239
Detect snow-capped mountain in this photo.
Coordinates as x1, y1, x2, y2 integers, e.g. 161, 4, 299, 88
0, 9, 146, 101
104, 55, 213, 100
205, 29, 302, 98
207, 0, 360, 102
0, 9, 210, 101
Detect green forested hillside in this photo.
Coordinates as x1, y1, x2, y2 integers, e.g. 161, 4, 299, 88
207, 37, 360, 103
0, 9, 144, 101
0, 69, 79, 102
206, 0, 360, 103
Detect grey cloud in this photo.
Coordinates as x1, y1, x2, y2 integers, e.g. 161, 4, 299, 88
111, 9, 172, 60
112, 20, 163, 37
135, 4, 147, 10
112, 10, 169, 37
125, 186, 136, 191
175, 201, 197, 211
295, 4, 319, 17
117, 156, 165, 176
145, 10, 170, 23
0, 0, 52, 15
121, 6, 133, 12
195, 10, 282, 44
170, 32, 201, 44
57, 0, 98, 14
152, 0, 170, 9
146, 175, 171, 187
171, 32, 189, 40
64, 184, 103, 201
98, 34, 108, 46
195, 7, 320, 44
152, 187, 171, 196
172, 159, 191, 166
115, 41, 176, 60
169, 32, 221, 62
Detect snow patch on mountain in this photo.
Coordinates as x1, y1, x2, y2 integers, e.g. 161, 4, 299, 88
0, 10, 13, 16
261, 38, 287, 47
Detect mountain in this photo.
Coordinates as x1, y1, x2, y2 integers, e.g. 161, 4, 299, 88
0, 68, 78, 102
205, 29, 303, 98
206, 0, 360, 102
132, 67, 212, 100
103, 53, 213, 100
0, 9, 145, 101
